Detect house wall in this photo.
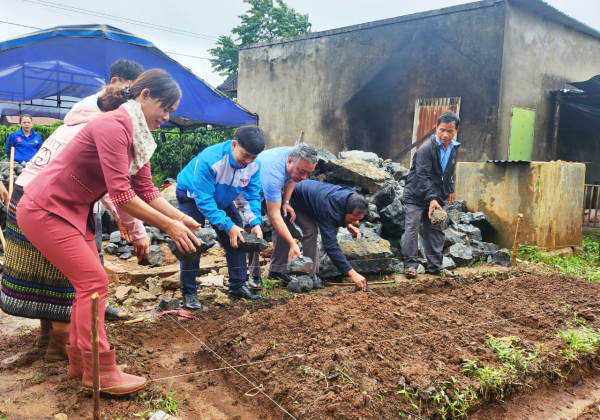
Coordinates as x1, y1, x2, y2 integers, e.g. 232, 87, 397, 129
497, 3, 600, 161
238, 1, 506, 167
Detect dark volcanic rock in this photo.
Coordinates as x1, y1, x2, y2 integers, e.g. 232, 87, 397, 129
371, 184, 396, 210
109, 231, 125, 245
289, 223, 304, 241
147, 245, 164, 267
446, 208, 462, 226
287, 275, 313, 293
316, 149, 337, 172
156, 297, 179, 312
444, 228, 469, 248
117, 245, 133, 254
120, 252, 133, 260
103, 243, 119, 255
383, 161, 409, 182
329, 158, 392, 193
379, 198, 405, 236
447, 244, 473, 266
460, 212, 495, 232
287, 256, 314, 275
338, 150, 383, 167
442, 256, 456, 270
446, 200, 467, 213
168, 228, 217, 262
455, 224, 482, 241
488, 248, 511, 266
234, 232, 269, 253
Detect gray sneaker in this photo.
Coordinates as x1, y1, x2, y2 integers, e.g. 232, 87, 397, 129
183, 293, 203, 310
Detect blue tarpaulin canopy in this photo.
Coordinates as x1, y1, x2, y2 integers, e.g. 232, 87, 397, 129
0, 24, 257, 128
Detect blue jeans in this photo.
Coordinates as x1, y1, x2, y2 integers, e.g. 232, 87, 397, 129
176, 188, 247, 294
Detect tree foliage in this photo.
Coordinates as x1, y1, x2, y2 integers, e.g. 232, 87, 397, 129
209, 0, 311, 78
0, 121, 63, 160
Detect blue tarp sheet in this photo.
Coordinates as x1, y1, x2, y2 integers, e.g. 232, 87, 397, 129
0, 25, 257, 127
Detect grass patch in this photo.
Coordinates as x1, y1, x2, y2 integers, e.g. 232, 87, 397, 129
518, 236, 600, 281
557, 316, 600, 361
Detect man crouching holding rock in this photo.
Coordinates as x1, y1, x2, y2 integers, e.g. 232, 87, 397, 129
176, 126, 266, 308
402, 111, 461, 279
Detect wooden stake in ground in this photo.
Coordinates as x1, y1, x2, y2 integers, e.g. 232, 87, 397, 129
91, 292, 101, 420
510, 213, 524, 267
8, 147, 14, 199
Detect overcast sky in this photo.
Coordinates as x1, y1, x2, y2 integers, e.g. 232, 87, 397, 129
0, 0, 598, 88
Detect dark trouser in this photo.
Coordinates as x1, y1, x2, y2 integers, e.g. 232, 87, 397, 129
265, 209, 320, 275
176, 188, 247, 294
94, 210, 104, 266
403, 202, 446, 273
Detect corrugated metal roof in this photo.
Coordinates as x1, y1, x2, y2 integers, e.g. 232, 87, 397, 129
217, 73, 238, 93
509, 0, 600, 40
568, 75, 600, 95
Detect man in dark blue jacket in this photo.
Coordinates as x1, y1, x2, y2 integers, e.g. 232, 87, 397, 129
401, 111, 461, 278
290, 180, 369, 291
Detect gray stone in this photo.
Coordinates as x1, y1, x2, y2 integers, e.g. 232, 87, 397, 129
430, 208, 447, 226
340, 237, 393, 260
168, 228, 217, 262
146, 226, 161, 236
289, 223, 303, 241
338, 150, 383, 167
329, 158, 392, 193
446, 200, 467, 213
118, 245, 133, 254
446, 208, 462, 226
287, 275, 313, 293
447, 244, 473, 266
379, 198, 405, 236
115, 286, 132, 302
471, 247, 482, 263
102, 233, 109, 241
381, 258, 404, 274
156, 297, 179, 312
442, 257, 456, 270
234, 232, 270, 253
147, 245, 163, 267
287, 256, 314, 275
109, 231, 123, 244
316, 149, 337, 172
103, 243, 119, 255
371, 184, 396, 210
443, 228, 469, 248
383, 161, 409, 182
360, 222, 383, 237
337, 227, 354, 242
134, 291, 157, 302
416, 264, 425, 274
455, 224, 482, 241
262, 215, 273, 242
460, 212, 495, 232
119, 252, 133, 260
488, 248, 511, 267
480, 242, 500, 256
365, 203, 379, 222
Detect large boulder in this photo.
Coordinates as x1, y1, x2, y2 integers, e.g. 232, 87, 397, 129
383, 161, 409, 182
328, 158, 392, 193
446, 244, 473, 266
488, 248, 511, 266
446, 200, 467, 213
455, 224, 482, 241
316, 149, 337, 172
460, 212, 495, 232
371, 184, 396, 210
443, 228, 469, 248
168, 228, 217, 262
339, 237, 393, 260
338, 150, 383, 167
379, 198, 405, 236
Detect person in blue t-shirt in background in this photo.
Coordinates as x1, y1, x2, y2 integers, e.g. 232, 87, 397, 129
176, 126, 266, 309
5, 114, 43, 164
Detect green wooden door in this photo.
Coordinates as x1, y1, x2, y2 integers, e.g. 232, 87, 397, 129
508, 106, 535, 160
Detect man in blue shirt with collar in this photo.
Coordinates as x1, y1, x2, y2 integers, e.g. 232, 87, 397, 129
401, 111, 461, 278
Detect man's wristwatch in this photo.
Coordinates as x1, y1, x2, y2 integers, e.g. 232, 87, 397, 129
284, 200, 290, 204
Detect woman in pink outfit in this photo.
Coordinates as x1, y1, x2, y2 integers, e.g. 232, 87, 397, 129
18, 70, 200, 395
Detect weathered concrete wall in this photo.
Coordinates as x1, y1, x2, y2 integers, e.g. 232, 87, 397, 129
238, 1, 506, 168
455, 162, 585, 249
497, 3, 600, 161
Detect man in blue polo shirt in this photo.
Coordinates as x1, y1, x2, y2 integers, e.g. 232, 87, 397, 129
176, 126, 266, 309
6, 114, 42, 164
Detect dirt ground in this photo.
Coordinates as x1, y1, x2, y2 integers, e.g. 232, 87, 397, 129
2, 261, 600, 419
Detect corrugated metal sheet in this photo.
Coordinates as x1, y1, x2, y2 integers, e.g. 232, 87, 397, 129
510, 0, 600, 40
411, 97, 460, 156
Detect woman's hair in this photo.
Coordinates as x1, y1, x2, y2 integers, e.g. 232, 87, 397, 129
19, 114, 32, 123
96, 69, 182, 112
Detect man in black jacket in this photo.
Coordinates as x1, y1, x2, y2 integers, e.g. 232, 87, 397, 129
401, 111, 461, 278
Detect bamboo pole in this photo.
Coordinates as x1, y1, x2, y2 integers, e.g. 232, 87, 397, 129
8, 147, 14, 199
510, 214, 524, 267
91, 293, 101, 420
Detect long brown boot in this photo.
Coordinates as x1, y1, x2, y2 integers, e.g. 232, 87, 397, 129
37, 320, 52, 347
66, 345, 84, 379
82, 346, 147, 396
44, 330, 69, 363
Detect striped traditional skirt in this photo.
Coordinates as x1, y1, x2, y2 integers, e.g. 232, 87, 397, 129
0, 185, 74, 322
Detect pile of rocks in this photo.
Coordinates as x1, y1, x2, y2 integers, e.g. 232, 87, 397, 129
0, 160, 23, 188
103, 227, 167, 267
312, 150, 510, 278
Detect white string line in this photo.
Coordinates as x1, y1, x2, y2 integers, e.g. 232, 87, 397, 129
164, 313, 300, 420
104, 295, 600, 399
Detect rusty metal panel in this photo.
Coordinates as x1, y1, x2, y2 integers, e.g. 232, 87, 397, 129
455, 162, 585, 250
411, 97, 461, 163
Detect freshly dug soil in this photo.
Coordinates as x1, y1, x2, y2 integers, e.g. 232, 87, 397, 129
1, 270, 600, 420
